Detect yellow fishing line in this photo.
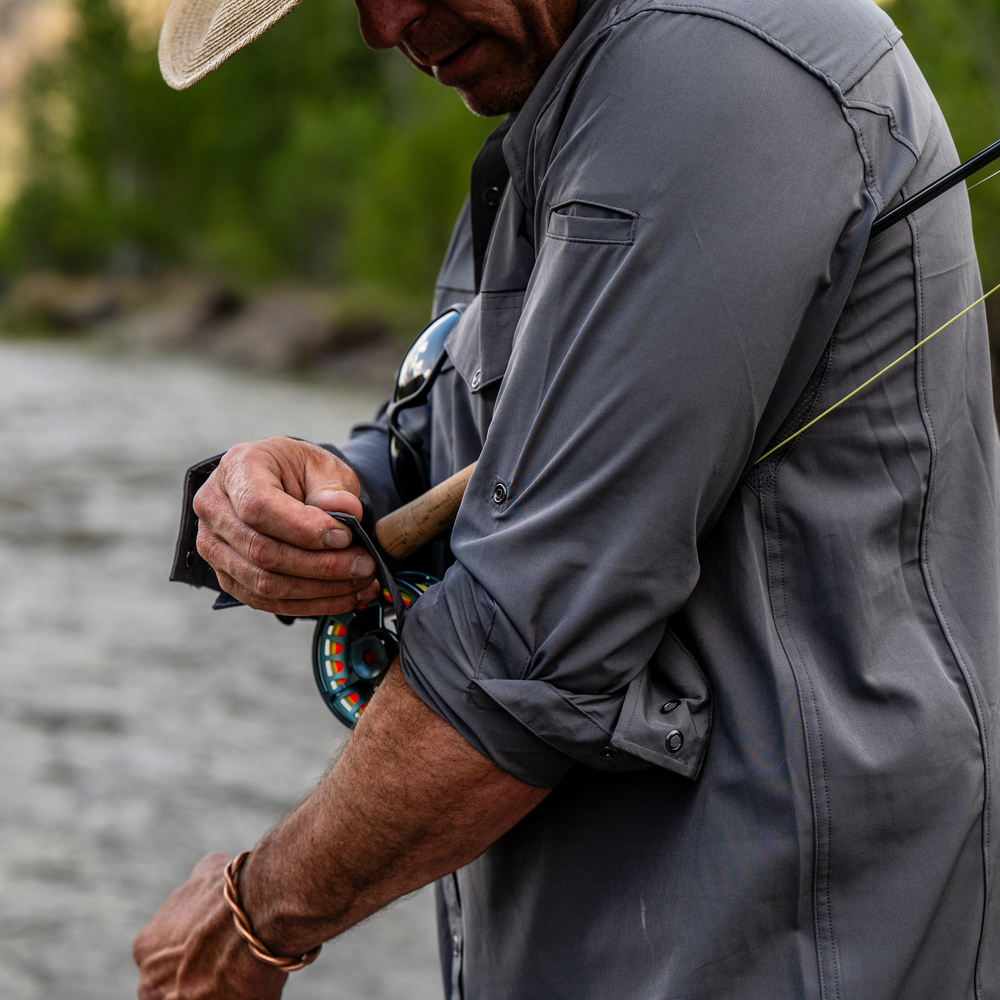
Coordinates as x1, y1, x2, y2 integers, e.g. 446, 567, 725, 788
755, 280, 1000, 465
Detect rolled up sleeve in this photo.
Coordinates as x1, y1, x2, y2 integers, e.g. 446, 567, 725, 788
400, 11, 871, 787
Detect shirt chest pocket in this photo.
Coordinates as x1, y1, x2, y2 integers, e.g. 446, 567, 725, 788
546, 200, 637, 245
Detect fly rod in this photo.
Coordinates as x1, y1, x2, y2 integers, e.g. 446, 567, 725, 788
871, 136, 1000, 237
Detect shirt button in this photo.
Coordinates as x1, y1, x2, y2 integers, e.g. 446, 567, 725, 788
665, 730, 684, 753
471, 368, 482, 389
452, 935, 461, 957
493, 483, 507, 504
482, 186, 501, 207
184, 549, 195, 569
660, 700, 680, 714
598, 746, 618, 761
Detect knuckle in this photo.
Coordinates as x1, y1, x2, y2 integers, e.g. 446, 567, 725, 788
252, 567, 285, 600
233, 485, 266, 527
192, 480, 216, 521
244, 530, 272, 569
195, 528, 218, 563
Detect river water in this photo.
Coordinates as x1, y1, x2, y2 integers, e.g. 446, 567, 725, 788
0, 340, 442, 999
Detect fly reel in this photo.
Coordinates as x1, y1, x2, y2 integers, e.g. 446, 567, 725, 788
312, 571, 438, 728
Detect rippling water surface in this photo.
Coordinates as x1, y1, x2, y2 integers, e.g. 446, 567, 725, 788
0, 341, 441, 999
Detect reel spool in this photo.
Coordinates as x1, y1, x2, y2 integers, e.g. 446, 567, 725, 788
312, 571, 438, 728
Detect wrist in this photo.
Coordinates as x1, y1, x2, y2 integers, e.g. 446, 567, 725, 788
226, 851, 327, 966
238, 839, 349, 957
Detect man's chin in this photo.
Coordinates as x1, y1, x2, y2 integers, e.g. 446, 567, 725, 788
452, 76, 534, 117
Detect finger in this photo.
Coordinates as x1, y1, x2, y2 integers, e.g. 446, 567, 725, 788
196, 475, 357, 554
198, 532, 377, 602
201, 439, 364, 551
230, 480, 363, 550
199, 511, 374, 581
216, 570, 381, 616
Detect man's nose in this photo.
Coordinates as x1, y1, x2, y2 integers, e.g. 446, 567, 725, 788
355, 0, 429, 49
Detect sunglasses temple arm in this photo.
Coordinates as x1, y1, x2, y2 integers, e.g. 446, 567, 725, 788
375, 462, 478, 560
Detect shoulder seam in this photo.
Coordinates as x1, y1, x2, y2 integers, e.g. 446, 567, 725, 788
605, 2, 901, 103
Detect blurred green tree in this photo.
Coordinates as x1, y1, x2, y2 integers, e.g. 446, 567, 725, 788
0, 0, 496, 307
890, 0, 1000, 303
5, 0, 1000, 323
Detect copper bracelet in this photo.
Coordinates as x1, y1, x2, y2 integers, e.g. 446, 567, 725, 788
222, 851, 322, 973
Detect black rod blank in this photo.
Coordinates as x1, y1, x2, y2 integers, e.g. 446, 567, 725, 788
870, 137, 1000, 237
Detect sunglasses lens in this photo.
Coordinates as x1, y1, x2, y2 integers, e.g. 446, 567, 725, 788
395, 308, 462, 402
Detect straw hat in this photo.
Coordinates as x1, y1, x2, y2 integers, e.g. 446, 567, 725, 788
158, 0, 302, 89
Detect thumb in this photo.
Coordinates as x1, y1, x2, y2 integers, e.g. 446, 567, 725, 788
296, 443, 364, 520
307, 487, 364, 520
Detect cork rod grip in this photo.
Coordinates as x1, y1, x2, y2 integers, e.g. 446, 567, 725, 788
374, 462, 477, 560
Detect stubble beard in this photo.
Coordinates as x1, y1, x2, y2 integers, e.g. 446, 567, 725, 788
401, 4, 570, 118
452, 69, 539, 117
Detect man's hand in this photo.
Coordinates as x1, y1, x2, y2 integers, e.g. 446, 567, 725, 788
133, 853, 287, 1000
193, 437, 381, 615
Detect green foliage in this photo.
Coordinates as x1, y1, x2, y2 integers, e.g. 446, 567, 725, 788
8, 0, 1000, 319
889, 0, 1000, 289
0, 0, 497, 307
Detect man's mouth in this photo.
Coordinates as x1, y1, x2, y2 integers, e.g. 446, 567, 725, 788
429, 35, 487, 85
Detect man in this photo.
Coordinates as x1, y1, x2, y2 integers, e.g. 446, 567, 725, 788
136, 0, 1000, 995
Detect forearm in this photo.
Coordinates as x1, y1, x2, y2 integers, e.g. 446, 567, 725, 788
238, 661, 550, 955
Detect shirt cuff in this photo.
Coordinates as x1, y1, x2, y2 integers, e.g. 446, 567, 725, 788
398, 563, 713, 788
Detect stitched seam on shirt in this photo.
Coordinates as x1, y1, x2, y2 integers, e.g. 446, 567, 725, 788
471, 601, 499, 684
547, 234, 634, 246
841, 96, 920, 162
770, 484, 839, 1000
909, 215, 991, 999
842, 106, 883, 213
480, 291, 525, 310
624, 5, 898, 101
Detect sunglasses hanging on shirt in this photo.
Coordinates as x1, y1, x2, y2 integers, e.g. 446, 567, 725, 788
386, 305, 465, 504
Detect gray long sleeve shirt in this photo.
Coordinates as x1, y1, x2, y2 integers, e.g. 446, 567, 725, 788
340, 0, 999, 995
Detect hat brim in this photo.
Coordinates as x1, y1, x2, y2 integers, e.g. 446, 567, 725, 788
158, 0, 303, 90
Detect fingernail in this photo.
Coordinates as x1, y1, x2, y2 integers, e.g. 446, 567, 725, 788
350, 555, 375, 579
323, 528, 351, 549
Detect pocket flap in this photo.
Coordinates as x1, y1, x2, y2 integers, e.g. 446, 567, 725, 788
445, 290, 524, 393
